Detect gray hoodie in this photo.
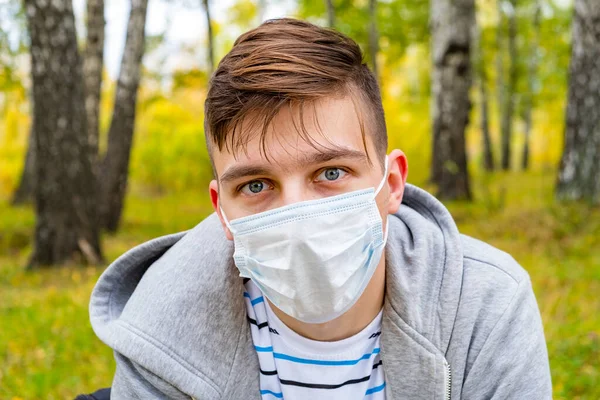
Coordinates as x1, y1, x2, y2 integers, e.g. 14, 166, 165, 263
89, 184, 552, 399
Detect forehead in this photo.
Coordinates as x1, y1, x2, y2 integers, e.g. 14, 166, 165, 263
212, 95, 376, 174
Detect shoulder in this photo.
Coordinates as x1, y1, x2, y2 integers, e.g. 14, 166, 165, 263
460, 234, 529, 286
451, 236, 551, 398
456, 234, 533, 336
456, 233, 533, 332
461, 235, 530, 297
448, 235, 543, 383
90, 213, 248, 398
452, 235, 534, 349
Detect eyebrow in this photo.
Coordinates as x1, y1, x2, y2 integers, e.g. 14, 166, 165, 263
300, 148, 368, 165
220, 165, 273, 184
218, 148, 368, 184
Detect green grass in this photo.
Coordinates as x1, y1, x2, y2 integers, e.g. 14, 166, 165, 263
1, 171, 599, 399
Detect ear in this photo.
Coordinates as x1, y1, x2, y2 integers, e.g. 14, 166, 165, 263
209, 179, 234, 241
386, 149, 408, 215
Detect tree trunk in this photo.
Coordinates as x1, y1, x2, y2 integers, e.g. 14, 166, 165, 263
11, 126, 35, 205
368, 0, 380, 84
100, 0, 149, 232
325, 0, 335, 28
24, 0, 103, 267
83, 0, 105, 170
501, 0, 517, 170
203, 0, 215, 74
480, 69, 494, 172
430, 0, 474, 200
556, 0, 600, 203
495, 0, 505, 164
473, 11, 495, 171
522, 0, 540, 170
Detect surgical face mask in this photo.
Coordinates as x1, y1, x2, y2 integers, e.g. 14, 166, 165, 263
221, 157, 389, 324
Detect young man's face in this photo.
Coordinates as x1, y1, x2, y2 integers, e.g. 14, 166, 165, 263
209, 95, 408, 240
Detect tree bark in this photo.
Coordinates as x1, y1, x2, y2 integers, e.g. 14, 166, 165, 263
473, 11, 495, 171
501, 0, 517, 170
83, 0, 105, 170
325, 0, 335, 28
11, 126, 35, 205
14, 1, 105, 206
522, 0, 540, 170
495, 0, 505, 164
100, 0, 149, 232
556, 0, 600, 203
368, 0, 380, 84
24, 0, 103, 267
430, 0, 474, 200
203, 0, 215, 74
480, 66, 495, 172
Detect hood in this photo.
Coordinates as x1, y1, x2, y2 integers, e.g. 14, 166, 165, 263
89, 183, 463, 398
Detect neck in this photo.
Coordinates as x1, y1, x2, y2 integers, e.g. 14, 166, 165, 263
268, 256, 386, 342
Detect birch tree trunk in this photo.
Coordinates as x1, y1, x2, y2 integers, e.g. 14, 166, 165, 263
325, 0, 335, 28
556, 0, 600, 203
521, 0, 540, 170
25, 0, 103, 267
100, 0, 149, 232
495, 0, 505, 160
473, 11, 495, 171
203, 0, 215, 74
501, 0, 517, 170
83, 0, 105, 169
13, 1, 105, 205
368, 0, 380, 84
430, 0, 474, 200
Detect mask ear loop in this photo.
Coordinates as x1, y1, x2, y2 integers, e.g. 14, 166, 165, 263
219, 205, 235, 234
374, 155, 389, 197
375, 155, 390, 245
382, 214, 390, 245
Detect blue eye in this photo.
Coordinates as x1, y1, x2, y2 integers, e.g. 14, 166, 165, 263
241, 180, 266, 195
317, 168, 346, 182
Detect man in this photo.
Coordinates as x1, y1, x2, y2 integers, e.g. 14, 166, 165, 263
89, 18, 552, 399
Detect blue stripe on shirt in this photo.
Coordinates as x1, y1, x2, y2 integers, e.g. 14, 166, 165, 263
244, 292, 265, 306
255, 345, 274, 352
365, 382, 386, 395
260, 389, 284, 398
254, 346, 381, 366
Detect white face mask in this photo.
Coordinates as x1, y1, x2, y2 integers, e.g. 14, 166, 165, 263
221, 157, 389, 324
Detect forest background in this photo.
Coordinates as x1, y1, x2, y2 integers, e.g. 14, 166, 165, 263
1, 0, 599, 398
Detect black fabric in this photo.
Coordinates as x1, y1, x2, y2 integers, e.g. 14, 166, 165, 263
74, 387, 111, 400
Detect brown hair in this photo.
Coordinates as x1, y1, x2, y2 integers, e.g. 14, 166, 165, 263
204, 18, 387, 165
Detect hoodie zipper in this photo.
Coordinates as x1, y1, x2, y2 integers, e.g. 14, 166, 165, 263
443, 359, 452, 400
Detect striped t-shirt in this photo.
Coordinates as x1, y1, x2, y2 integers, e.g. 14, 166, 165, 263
243, 279, 386, 400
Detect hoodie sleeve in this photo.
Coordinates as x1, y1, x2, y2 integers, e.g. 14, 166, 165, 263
111, 352, 191, 400
460, 276, 552, 399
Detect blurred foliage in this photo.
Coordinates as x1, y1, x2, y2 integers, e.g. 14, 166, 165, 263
228, 0, 259, 32
1, 0, 598, 398
298, 0, 429, 68
130, 87, 213, 193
